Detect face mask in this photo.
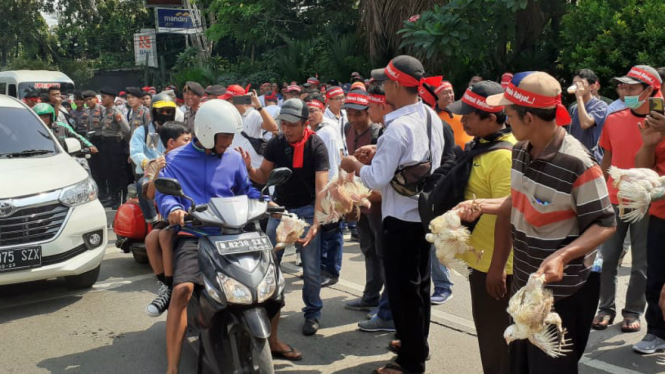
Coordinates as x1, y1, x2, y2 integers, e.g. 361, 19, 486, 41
624, 89, 647, 109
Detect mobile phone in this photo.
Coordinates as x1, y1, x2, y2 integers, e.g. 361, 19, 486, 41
232, 95, 252, 105
649, 97, 664, 114
147, 133, 159, 149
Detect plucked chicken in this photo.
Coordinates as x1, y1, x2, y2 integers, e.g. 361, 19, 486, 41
316, 169, 372, 224
425, 209, 483, 277
608, 166, 665, 223
274, 213, 309, 250
504, 273, 571, 358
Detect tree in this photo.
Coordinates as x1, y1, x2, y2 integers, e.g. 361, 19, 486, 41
0, 0, 54, 66
558, 0, 665, 95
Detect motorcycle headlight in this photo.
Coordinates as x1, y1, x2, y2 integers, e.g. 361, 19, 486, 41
59, 177, 98, 207
257, 264, 277, 303
204, 277, 224, 304
217, 273, 253, 305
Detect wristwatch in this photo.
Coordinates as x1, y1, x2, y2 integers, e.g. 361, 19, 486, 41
257, 106, 264, 112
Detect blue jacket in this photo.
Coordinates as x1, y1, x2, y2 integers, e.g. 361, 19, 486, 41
156, 142, 261, 218
130, 123, 166, 174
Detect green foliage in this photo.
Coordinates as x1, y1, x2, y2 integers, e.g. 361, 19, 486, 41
558, 0, 665, 95
170, 47, 228, 88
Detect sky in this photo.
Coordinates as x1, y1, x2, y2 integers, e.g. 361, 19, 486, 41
42, 12, 58, 27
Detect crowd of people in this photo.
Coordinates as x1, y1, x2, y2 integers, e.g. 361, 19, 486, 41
26, 57, 665, 374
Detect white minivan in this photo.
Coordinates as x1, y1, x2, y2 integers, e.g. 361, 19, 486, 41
0, 70, 75, 99
0, 95, 106, 288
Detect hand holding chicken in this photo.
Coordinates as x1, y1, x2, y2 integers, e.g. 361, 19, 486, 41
316, 169, 372, 224
424, 209, 483, 277
608, 166, 665, 222
274, 213, 309, 250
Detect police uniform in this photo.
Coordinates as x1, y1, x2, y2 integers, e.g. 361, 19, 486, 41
183, 81, 204, 131
69, 91, 88, 136
82, 91, 108, 196
125, 87, 151, 183
99, 87, 130, 206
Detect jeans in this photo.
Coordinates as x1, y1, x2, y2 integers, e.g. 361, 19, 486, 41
135, 177, 157, 223
598, 205, 648, 317
267, 204, 323, 321
430, 245, 453, 293
320, 222, 343, 279
646, 216, 665, 339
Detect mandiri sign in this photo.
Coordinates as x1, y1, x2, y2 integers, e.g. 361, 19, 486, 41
155, 8, 203, 34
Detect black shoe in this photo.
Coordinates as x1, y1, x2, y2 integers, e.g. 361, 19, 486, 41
102, 198, 116, 208
111, 198, 122, 210
145, 282, 172, 317
302, 319, 319, 336
350, 232, 359, 242
321, 276, 339, 287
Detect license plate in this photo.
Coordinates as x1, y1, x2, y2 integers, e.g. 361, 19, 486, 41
216, 237, 272, 255
0, 247, 42, 272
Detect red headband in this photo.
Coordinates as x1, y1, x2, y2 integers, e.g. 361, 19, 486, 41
346, 93, 369, 106
435, 81, 453, 95
325, 87, 344, 100
628, 67, 662, 90
504, 83, 571, 126
462, 89, 503, 112
385, 61, 421, 87
369, 94, 385, 104
306, 100, 325, 109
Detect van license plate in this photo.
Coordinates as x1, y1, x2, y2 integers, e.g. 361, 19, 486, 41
0, 247, 42, 272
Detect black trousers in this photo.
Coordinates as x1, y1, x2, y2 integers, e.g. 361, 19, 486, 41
509, 272, 600, 374
101, 137, 128, 194
469, 270, 512, 374
382, 217, 430, 373
88, 136, 106, 194
646, 216, 665, 339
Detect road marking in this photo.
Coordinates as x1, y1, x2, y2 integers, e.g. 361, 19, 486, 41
579, 357, 645, 374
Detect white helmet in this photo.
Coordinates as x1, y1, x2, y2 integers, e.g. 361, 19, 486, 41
194, 99, 243, 149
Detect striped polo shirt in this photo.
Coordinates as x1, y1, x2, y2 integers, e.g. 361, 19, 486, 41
510, 127, 615, 300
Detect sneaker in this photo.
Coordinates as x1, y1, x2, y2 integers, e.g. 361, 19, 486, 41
145, 282, 172, 317
633, 333, 665, 354
349, 231, 359, 242
321, 276, 339, 287
431, 289, 453, 305
302, 319, 320, 336
294, 252, 302, 266
367, 308, 378, 320
358, 315, 396, 332
345, 298, 379, 311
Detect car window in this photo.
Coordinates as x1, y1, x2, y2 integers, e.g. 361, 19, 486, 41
18, 82, 75, 99
0, 107, 58, 157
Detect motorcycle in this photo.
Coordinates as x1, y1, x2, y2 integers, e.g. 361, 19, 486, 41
154, 167, 292, 374
113, 184, 152, 264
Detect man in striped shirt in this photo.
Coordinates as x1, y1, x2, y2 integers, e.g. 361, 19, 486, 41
458, 71, 616, 373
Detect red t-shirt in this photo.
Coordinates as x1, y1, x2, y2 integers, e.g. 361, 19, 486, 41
599, 108, 665, 217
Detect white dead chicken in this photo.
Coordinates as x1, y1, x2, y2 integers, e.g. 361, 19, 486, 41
608, 166, 665, 223
425, 209, 483, 277
274, 213, 309, 250
504, 273, 571, 358
316, 169, 372, 224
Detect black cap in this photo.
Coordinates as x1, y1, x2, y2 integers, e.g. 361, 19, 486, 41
371, 55, 425, 84
126, 87, 144, 98
343, 89, 369, 111
82, 90, 97, 99
448, 80, 504, 115
277, 99, 309, 123
205, 85, 226, 96
185, 81, 204, 97
100, 87, 118, 97
72, 90, 83, 100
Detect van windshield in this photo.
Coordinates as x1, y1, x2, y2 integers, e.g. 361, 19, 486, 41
0, 107, 59, 158
18, 82, 75, 99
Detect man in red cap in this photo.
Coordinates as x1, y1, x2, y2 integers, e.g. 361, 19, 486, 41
284, 84, 302, 101
324, 86, 348, 139
303, 77, 320, 90
341, 55, 445, 374
457, 71, 616, 373
436, 81, 473, 149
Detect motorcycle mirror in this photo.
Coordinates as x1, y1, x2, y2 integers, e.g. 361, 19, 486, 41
154, 178, 184, 197
194, 204, 208, 212
265, 167, 292, 188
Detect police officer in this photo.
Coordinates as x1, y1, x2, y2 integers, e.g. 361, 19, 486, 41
99, 87, 130, 209
126, 87, 152, 134
182, 81, 204, 131
70, 90, 88, 137
83, 90, 108, 201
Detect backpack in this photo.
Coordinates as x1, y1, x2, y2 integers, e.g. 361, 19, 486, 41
418, 130, 513, 231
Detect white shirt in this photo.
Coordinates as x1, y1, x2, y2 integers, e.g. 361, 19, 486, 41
314, 118, 344, 180
175, 107, 185, 122
230, 107, 266, 169
359, 101, 444, 223
264, 105, 280, 119
324, 107, 349, 155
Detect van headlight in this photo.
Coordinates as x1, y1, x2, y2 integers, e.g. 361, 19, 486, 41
217, 273, 253, 305
59, 177, 98, 207
257, 264, 277, 303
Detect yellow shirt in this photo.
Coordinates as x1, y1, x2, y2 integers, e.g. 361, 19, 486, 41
459, 132, 516, 274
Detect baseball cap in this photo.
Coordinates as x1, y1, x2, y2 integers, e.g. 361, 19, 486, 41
448, 81, 505, 115
343, 89, 369, 110
277, 99, 309, 123
100, 87, 119, 97
500, 73, 514, 89
303, 77, 320, 87
286, 84, 302, 93
185, 81, 205, 97
371, 55, 425, 87
325, 86, 345, 100
434, 81, 453, 95
613, 65, 662, 90
219, 84, 246, 100
205, 85, 226, 96
342, 83, 352, 94
486, 71, 571, 126
351, 81, 367, 91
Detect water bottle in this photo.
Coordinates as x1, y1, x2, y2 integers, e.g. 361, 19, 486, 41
591, 249, 603, 273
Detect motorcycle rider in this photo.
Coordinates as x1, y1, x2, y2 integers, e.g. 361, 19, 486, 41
33, 103, 98, 154
130, 92, 176, 224
155, 99, 301, 374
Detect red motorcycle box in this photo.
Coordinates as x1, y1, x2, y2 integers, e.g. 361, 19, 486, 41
113, 199, 148, 239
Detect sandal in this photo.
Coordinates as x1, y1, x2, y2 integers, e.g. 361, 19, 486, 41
621, 315, 641, 333
372, 361, 421, 374
591, 312, 614, 330
271, 344, 303, 361
387, 340, 430, 360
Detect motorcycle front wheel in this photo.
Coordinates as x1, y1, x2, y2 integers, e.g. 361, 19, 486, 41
251, 337, 274, 374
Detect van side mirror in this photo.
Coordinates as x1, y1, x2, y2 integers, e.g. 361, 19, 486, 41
64, 138, 81, 154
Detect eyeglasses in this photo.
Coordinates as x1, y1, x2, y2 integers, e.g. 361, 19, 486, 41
330, 96, 345, 102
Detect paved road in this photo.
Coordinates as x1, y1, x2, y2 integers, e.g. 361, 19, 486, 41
1, 216, 664, 373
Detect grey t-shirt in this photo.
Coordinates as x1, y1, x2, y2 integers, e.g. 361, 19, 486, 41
568, 97, 608, 152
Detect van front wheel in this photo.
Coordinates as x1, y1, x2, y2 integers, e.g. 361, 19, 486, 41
64, 265, 101, 289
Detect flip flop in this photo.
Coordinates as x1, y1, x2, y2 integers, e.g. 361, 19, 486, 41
271, 344, 303, 361
387, 341, 430, 360
591, 312, 614, 330
372, 361, 422, 374
621, 316, 641, 333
